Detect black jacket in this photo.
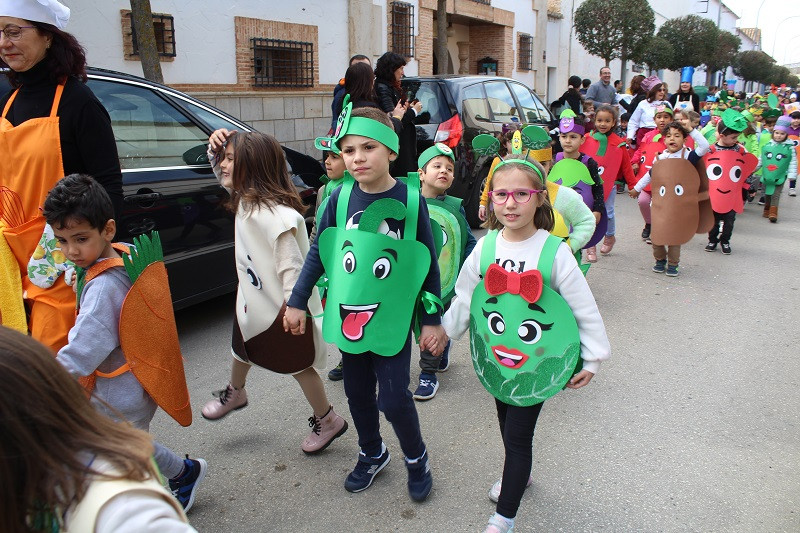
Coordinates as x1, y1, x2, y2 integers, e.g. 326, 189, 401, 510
374, 79, 418, 176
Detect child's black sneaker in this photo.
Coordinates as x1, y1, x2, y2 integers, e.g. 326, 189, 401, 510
757, 196, 766, 205
705, 242, 717, 252
405, 450, 432, 502
327, 360, 343, 381
666, 264, 679, 277
344, 447, 390, 493
652, 259, 666, 273
721, 243, 731, 255
641, 223, 651, 240
169, 456, 207, 512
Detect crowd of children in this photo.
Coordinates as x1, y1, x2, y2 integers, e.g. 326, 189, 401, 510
5, 58, 799, 532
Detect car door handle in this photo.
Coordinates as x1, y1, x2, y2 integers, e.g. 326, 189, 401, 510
125, 192, 163, 202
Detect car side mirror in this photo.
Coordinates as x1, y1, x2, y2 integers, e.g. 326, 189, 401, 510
183, 145, 209, 165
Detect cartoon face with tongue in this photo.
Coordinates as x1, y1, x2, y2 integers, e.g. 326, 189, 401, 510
318, 196, 431, 356
468, 261, 581, 407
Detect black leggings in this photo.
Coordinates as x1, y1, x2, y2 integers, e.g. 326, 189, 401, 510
495, 399, 544, 518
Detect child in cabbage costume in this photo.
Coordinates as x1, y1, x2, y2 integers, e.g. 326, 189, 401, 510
285, 104, 446, 503
412, 143, 476, 401
442, 159, 610, 533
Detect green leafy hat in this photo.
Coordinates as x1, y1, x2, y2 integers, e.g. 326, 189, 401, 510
314, 95, 399, 154
763, 108, 782, 119
740, 110, 754, 123
721, 108, 747, 132
418, 143, 455, 169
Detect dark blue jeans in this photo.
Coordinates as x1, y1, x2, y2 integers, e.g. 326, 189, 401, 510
341, 333, 425, 460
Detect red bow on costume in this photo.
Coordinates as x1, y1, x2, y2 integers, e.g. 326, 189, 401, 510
484, 264, 543, 304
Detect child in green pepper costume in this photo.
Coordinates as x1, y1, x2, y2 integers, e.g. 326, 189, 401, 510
759, 115, 798, 222
442, 159, 610, 533
412, 143, 477, 401
285, 104, 446, 503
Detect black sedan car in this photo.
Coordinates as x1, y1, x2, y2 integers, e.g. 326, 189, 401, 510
402, 75, 556, 227
1, 68, 324, 309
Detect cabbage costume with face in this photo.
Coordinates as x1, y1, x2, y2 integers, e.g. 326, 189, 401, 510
469, 230, 581, 407
760, 142, 794, 195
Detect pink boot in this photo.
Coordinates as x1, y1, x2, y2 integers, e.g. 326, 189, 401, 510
600, 235, 616, 255
302, 405, 348, 454
585, 246, 598, 263
201, 383, 248, 420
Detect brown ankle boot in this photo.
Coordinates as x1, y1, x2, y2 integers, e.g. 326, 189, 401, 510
763, 199, 771, 218
769, 206, 778, 223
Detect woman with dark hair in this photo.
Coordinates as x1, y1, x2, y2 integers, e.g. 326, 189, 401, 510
374, 51, 419, 175
0, 326, 195, 532
551, 74, 584, 115
332, 61, 379, 118
620, 74, 646, 113
0, 1, 122, 352
669, 80, 699, 112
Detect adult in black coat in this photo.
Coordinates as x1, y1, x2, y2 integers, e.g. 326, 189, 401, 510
620, 74, 646, 114
374, 52, 419, 176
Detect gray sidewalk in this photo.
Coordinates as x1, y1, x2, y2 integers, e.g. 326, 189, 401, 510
154, 192, 800, 532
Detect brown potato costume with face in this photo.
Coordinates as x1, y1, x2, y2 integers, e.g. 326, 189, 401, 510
650, 158, 712, 246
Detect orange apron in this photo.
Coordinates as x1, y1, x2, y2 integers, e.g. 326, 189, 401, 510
0, 83, 76, 352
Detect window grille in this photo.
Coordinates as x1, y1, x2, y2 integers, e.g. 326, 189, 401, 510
251, 38, 313, 88
391, 2, 414, 58
518, 34, 533, 71
129, 13, 176, 57
470, 0, 491, 5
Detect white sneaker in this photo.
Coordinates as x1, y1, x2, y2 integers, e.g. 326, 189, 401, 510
789, 188, 797, 197
488, 474, 533, 503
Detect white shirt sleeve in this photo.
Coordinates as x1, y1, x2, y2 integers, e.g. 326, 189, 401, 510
94, 490, 198, 533
550, 242, 611, 374
689, 129, 710, 157
634, 170, 651, 192
442, 238, 483, 340
627, 101, 645, 140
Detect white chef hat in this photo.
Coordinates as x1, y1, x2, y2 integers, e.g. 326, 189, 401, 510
0, 0, 70, 30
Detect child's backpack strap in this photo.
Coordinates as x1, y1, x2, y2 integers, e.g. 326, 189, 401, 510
537, 234, 563, 288
404, 173, 420, 241
335, 176, 355, 229
479, 230, 498, 274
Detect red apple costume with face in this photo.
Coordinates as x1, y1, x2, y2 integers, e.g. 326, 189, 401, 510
702, 146, 758, 213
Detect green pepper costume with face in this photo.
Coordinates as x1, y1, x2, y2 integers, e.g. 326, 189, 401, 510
760, 142, 794, 195
469, 231, 581, 407
318, 177, 432, 355
426, 196, 467, 305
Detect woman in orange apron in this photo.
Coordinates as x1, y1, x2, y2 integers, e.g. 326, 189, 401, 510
0, 1, 122, 352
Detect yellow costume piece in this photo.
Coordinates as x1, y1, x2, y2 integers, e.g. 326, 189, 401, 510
0, 223, 27, 333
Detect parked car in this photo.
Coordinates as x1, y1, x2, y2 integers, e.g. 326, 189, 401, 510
401, 75, 556, 227
0, 68, 324, 309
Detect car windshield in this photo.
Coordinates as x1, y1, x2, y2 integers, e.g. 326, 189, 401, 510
402, 80, 451, 124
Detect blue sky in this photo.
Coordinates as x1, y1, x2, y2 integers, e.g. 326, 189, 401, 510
724, 0, 800, 65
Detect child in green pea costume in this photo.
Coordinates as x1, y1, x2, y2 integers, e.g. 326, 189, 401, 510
442, 159, 610, 533
412, 143, 477, 401
285, 104, 446, 503
759, 115, 798, 222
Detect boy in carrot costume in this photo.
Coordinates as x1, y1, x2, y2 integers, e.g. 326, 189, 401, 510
44, 174, 207, 512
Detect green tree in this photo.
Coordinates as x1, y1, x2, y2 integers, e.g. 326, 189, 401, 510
129, 0, 163, 83
732, 50, 775, 85
573, 0, 655, 87
616, 0, 655, 88
704, 30, 741, 86
656, 15, 719, 72
574, 0, 620, 66
640, 36, 674, 74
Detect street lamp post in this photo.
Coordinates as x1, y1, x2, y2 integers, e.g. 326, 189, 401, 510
772, 16, 800, 59
754, 0, 769, 50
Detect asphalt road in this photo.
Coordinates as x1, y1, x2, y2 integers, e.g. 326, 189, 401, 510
154, 191, 800, 532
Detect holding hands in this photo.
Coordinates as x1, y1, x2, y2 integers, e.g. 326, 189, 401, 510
419, 324, 448, 357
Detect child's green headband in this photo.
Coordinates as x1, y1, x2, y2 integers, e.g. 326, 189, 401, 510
314, 96, 399, 154
418, 143, 455, 169
493, 157, 545, 182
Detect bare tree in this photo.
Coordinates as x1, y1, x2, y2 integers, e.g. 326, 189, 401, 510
130, 0, 163, 84
435, 0, 448, 75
